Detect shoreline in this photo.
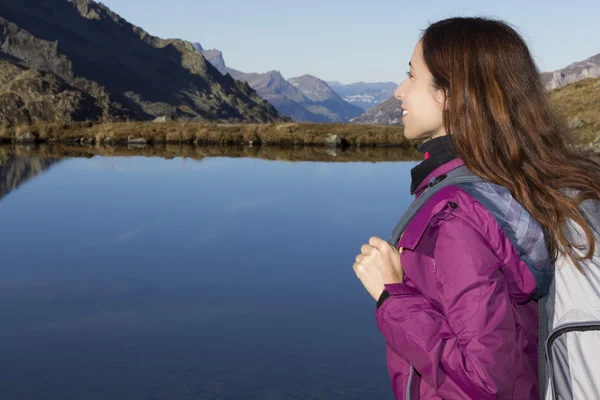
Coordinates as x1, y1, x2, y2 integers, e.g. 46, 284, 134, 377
0, 142, 425, 163
1, 121, 597, 160
0, 121, 414, 149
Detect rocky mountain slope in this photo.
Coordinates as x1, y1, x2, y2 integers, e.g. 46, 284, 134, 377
225, 68, 329, 122
0, 0, 284, 128
542, 53, 600, 90
327, 81, 397, 110
288, 75, 364, 122
349, 96, 403, 125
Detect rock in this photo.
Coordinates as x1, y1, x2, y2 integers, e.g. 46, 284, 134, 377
80, 137, 93, 144
127, 135, 147, 145
324, 134, 341, 147
153, 116, 168, 123
568, 117, 586, 129
16, 132, 37, 142
248, 140, 253, 147
103, 137, 114, 146
595, 80, 600, 88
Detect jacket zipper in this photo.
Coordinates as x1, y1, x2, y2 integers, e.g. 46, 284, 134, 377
406, 364, 414, 400
545, 321, 600, 399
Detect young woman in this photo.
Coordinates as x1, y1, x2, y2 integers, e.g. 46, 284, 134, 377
352, 17, 600, 399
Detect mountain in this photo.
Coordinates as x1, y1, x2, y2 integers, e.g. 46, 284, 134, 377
327, 81, 397, 110
227, 69, 307, 103
349, 96, 403, 125
197, 46, 227, 75
542, 54, 600, 90
0, 0, 284, 128
0, 54, 128, 126
194, 44, 364, 123
287, 75, 363, 121
225, 68, 329, 122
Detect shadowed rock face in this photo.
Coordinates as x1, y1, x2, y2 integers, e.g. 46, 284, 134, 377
0, 151, 58, 200
0, 0, 286, 127
0, 55, 126, 126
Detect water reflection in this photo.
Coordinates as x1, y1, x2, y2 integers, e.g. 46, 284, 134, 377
0, 144, 419, 400
0, 149, 59, 200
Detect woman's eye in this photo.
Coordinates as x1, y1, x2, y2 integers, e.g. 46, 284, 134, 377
406, 71, 413, 78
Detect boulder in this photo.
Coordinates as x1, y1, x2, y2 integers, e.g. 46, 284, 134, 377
324, 134, 341, 147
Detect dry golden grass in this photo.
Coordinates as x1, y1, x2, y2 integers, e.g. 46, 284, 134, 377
548, 77, 600, 145
1, 143, 423, 163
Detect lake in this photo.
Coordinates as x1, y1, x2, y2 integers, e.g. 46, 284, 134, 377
0, 146, 419, 400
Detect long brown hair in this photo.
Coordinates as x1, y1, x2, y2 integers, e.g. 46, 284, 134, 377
421, 17, 600, 265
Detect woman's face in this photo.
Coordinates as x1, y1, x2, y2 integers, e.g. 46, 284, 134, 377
394, 40, 447, 140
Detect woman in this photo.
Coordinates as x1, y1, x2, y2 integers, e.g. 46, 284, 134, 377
352, 17, 600, 399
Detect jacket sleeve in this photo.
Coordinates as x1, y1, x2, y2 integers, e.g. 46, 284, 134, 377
375, 216, 519, 399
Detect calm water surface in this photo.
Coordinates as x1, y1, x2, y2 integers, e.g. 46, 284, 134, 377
0, 150, 417, 399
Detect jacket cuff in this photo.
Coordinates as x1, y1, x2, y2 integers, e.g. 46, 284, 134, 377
384, 283, 419, 296
376, 283, 419, 309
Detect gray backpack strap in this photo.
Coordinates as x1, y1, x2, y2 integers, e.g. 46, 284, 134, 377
387, 165, 484, 248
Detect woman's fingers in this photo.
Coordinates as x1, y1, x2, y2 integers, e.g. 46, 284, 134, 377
360, 244, 372, 255
355, 253, 364, 263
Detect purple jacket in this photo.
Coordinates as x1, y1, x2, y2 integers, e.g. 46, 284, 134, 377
376, 159, 540, 399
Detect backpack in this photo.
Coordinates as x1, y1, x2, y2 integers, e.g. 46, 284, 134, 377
388, 165, 600, 400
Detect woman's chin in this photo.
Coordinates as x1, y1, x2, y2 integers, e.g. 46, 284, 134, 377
403, 128, 422, 141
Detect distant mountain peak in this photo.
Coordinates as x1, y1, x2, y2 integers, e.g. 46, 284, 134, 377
541, 53, 600, 90
288, 75, 338, 103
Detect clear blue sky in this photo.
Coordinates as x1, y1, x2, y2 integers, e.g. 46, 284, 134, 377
100, 0, 600, 84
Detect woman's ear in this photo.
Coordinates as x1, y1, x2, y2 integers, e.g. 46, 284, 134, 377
435, 88, 450, 112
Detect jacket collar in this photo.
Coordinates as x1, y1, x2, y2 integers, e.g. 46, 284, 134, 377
410, 135, 457, 194
413, 158, 466, 197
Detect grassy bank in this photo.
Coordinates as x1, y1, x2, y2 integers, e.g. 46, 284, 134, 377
0, 121, 413, 148
549, 77, 600, 147
1, 143, 423, 163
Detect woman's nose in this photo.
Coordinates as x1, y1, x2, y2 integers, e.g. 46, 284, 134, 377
394, 81, 406, 100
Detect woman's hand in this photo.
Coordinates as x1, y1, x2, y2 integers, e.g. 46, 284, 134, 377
353, 236, 404, 301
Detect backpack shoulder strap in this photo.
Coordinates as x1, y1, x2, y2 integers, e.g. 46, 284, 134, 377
387, 165, 484, 248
